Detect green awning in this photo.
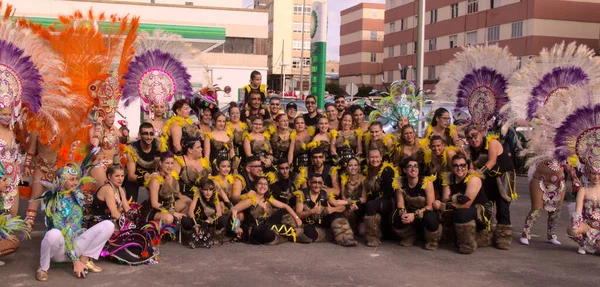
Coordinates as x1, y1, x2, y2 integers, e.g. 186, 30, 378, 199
21, 17, 226, 41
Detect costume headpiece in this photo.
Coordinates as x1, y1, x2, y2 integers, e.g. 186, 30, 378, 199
122, 30, 195, 118
554, 103, 600, 173
435, 45, 518, 128
371, 74, 424, 128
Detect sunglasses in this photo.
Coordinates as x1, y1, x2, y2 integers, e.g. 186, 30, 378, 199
310, 181, 324, 185
405, 164, 419, 169
466, 133, 479, 140
270, 103, 280, 106
453, 163, 468, 169
306, 101, 316, 105
249, 165, 262, 168
335, 100, 345, 104
140, 132, 153, 136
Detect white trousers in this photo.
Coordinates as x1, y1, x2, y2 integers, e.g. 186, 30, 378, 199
39, 220, 114, 271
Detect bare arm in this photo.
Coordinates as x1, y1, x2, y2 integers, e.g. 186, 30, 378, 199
231, 199, 254, 219
204, 136, 211, 159
271, 199, 303, 226
483, 139, 501, 170
170, 125, 183, 154
215, 202, 223, 217
454, 177, 482, 209
288, 139, 295, 167
356, 133, 363, 155
89, 125, 100, 147
100, 186, 123, 220
148, 179, 162, 209
442, 185, 451, 202
126, 153, 137, 182
232, 179, 243, 203
575, 187, 585, 214
294, 196, 312, 219
188, 197, 197, 218
120, 187, 131, 212
243, 137, 253, 157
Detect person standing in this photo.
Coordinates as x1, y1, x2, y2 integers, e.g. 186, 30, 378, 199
303, 95, 321, 127
124, 123, 161, 202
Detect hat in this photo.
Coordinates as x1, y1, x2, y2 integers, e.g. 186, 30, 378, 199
286, 102, 298, 110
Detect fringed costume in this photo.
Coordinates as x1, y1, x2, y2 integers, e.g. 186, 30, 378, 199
363, 162, 401, 247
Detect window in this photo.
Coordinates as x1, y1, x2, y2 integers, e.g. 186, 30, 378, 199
428, 66, 436, 80
491, 0, 501, 9
511, 21, 523, 38
293, 40, 302, 50
372, 10, 378, 18
388, 46, 395, 58
371, 31, 378, 41
304, 23, 310, 33
221, 37, 254, 54
370, 75, 376, 84
387, 71, 394, 82
293, 22, 302, 33
390, 22, 396, 33
304, 6, 311, 15
429, 38, 436, 51
400, 43, 407, 56
391, 0, 396, 8
430, 9, 438, 24
303, 41, 311, 50
467, 31, 477, 45
400, 18, 406, 31
292, 58, 301, 69
468, 0, 479, 14
185, 1, 193, 5
303, 57, 311, 66
451, 4, 459, 18
414, 41, 418, 53
449, 35, 457, 48
370, 53, 377, 63
488, 26, 500, 42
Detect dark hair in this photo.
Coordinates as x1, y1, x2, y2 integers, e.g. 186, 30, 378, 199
270, 96, 280, 103
341, 112, 353, 121
431, 108, 449, 127
106, 163, 125, 178
160, 151, 175, 162
172, 99, 190, 114
463, 125, 479, 137
198, 177, 215, 190
216, 157, 231, 168
305, 95, 316, 103
324, 103, 336, 110
400, 125, 416, 145
368, 148, 382, 156
213, 112, 226, 122
182, 138, 201, 156
294, 116, 304, 123
311, 145, 326, 156
400, 155, 421, 170
346, 157, 360, 167
228, 102, 240, 115
334, 94, 345, 101
249, 91, 262, 98
369, 121, 383, 130
246, 155, 261, 164
309, 173, 323, 180
139, 122, 154, 133
451, 153, 469, 165
250, 115, 264, 123
349, 104, 363, 114
250, 70, 261, 80
429, 135, 445, 147
276, 158, 289, 166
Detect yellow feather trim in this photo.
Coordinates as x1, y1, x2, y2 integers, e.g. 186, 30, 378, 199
424, 149, 432, 165
294, 167, 307, 189
240, 122, 248, 131
343, 139, 351, 148
380, 162, 400, 190
364, 131, 371, 148
209, 175, 222, 187
159, 135, 168, 152
263, 131, 272, 141
240, 194, 257, 206
244, 85, 251, 94
464, 173, 484, 183
308, 126, 316, 137
421, 175, 437, 189
290, 130, 297, 142
192, 186, 200, 199
568, 155, 579, 168
330, 129, 338, 140
419, 138, 429, 150
267, 125, 276, 135
226, 128, 234, 139
214, 192, 220, 204
340, 173, 348, 187
201, 157, 210, 170
144, 174, 164, 187
307, 141, 321, 150
293, 190, 305, 202
383, 134, 396, 147
442, 146, 458, 167
234, 174, 246, 189
123, 145, 137, 163
265, 172, 277, 184
329, 191, 335, 201
243, 131, 252, 142
485, 134, 500, 150
355, 128, 363, 137
268, 195, 274, 203
170, 170, 180, 181
425, 125, 433, 138
331, 166, 340, 179
174, 155, 186, 167
203, 132, 214, 140
441, 172, 449, 186
448, 125, 457, 138
260, 84, 267, 93
301, 143, 307, 151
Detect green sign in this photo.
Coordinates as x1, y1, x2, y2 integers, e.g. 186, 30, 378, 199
310, 1, 327, 110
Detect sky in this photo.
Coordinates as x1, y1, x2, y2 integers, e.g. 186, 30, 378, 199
242, 0, 386, 61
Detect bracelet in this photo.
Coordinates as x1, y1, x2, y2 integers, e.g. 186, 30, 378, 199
294, 215, 299, 219
479, 165, 490, 174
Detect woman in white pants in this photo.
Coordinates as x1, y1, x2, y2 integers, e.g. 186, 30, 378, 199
34, 163, 114, 281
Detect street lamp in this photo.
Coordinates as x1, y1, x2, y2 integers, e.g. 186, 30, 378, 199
281, 62, 289, 96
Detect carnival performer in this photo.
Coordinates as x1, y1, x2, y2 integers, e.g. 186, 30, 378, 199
232, 176, 303, 245
329, 157, 366, 235
34, 162, 114, 281
181, 178, 228, 248
243, 70, 268, 106
394, 125, 424, 169
293, 173, 356, 246
0, 163, 30, 267
197, 107, 213, 133
363, 148, 401, 247
436, 154, 493, 254
243, 116, 273, 170
310, 117, 333, 165
425, 108, 460, 147
501, 42, 598, 246
163, 99, 200, 154
270, 114, 292, 162
204, 112, 234, 164
570, 168, 600, 255
226, 102, 248, 171
268, 97, 283, 123
330, 112, 362, 164
303, 96, 321, 127
270, 159, 306, 208
325, 103, 339, 131
89, 164, 131, 226
350, 105, 370, 132
123, 123, 160, 201
241, 91, 269, 124
423, 136, 456, 191
143, 152, 189, 225
392, 157, 440, 250
231, 156, 263, 203
288, 117, 314, 172
364, 121, 395, 161
209, 157, 235, 209
174, 137, 211, 199
121, 30, 195, 137
334, 95, 347, 120
373, 77, 424, 135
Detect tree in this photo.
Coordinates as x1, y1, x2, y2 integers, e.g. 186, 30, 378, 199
356, 84, 373, 98
325, 82, 343, 95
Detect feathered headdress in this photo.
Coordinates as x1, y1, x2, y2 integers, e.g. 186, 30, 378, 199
371, 77, 424, 128
504, 42, 600, 122
435, 45, 518, 128
122, 30, 195, 118
554, 103, 600, 173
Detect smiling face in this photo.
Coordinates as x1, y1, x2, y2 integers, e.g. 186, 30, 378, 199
246, 160, 263, 177
256, 177, 269, 195
217, 160, 231, 176
140, 126, 154, 145
215, 114, 227, 131
403, 160, 419, 179
353, 109, 364, 126
202, 109, 212, 125
287, 107, 297, 119
335, 97, 346, 112
452, 158, 468, 178
176, 103, 191, 118
369, 124, 383, 141
317, 117, 329, 133
347, 158, 360, 175
270, 99, 281, 114
309, 176, 324, 193
249, 93, 261, 109
326, 105, 338, 120
229, 106, 241, 122
251, 74, 262, 88
430, 139, 445, 156
368, 149, 382, 167
466, 129, 483, 149
305, 98, 317, 113
341, 114, 353, 131
251, 118, 264, 133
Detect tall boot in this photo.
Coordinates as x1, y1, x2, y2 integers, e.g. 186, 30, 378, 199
424, 225, 442, 251
266, 233, 289, 245
521, 209, 542, 245
393, 226, 417, 247
364, 214, 382, 247
547, 209, 562, 245
331, 218, 357, 247
476, 229, 493, 247
455, 221, 477, 254
314, 227, 329, 243
494, 224, 513, 250
281, 214, 312, 243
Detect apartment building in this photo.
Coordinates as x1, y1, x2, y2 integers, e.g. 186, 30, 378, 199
256, 0, 319, 94
383, 0, 600, 92
339, 2, 386, 91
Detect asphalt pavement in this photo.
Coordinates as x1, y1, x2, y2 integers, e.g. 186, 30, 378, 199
2, 176, 600, 287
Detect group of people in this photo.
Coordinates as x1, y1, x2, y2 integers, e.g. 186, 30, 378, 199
0, 3, 599, 282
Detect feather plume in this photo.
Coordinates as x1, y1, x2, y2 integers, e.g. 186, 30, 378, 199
0, 214, 30, 240
554, 103, 600, 172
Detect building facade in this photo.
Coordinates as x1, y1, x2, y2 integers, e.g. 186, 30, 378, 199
11, 0, 268, 135
339, 3, 386, 91
383, 0, 600, 92
256, 0, 320, 94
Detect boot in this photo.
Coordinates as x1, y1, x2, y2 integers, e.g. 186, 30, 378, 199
455, 221, 477, 254
476, 229, 493, 247
521, 209, 542, 245
547, 210, 562, 245
331, 218, 357, 247
393, 226, 417, 247
267, 234, 289, 245
494, 224, 513, 250
282, 213, 312, 243
212, 228, 225, 246
424, 225, 442, 251
314, 227, 329, 243
364, 214, 382, 247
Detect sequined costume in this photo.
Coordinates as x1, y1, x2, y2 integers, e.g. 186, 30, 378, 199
570, 196, 600, 253
0, 139, 20, 213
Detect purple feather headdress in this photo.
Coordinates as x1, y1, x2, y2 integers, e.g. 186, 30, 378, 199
527, 66, 589, 120
122, 49, 193, 107
0, 40, 42, 115
456, 66, 508, 124
554, 104, 600, 173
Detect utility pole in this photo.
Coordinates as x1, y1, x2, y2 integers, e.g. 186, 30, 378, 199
299, 0, 307, 96
416, 0, 425, 136
281, 39, 286, 95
